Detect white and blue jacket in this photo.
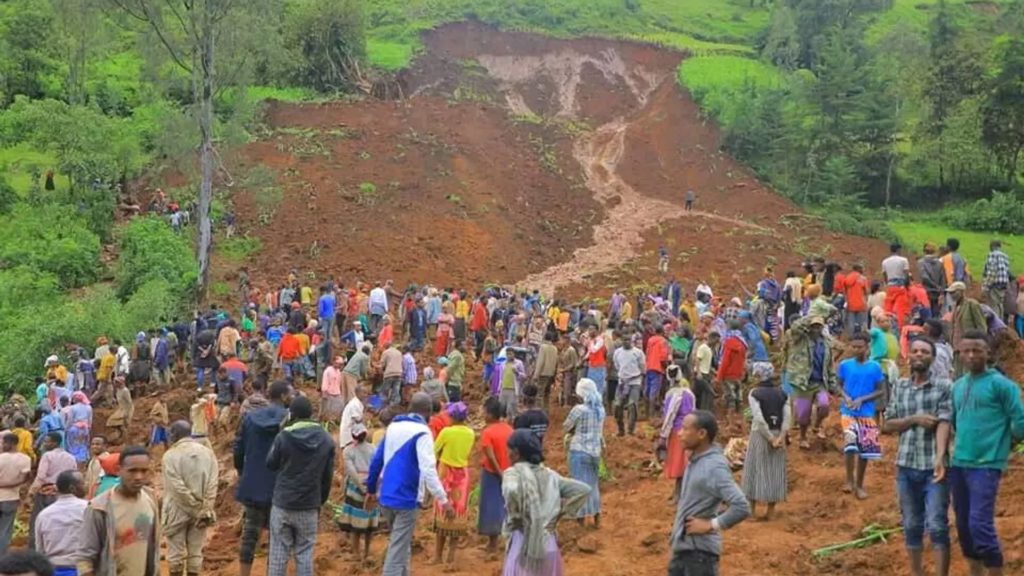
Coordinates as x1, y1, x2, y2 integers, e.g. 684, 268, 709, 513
366, 414, 448, 510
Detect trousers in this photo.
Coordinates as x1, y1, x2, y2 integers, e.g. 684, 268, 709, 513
267, 506, 319, 576
166, 520, 208, 574
382, 508, 419, 576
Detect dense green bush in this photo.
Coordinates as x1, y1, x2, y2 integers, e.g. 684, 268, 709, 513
0, 203, 101, 288
116, 216, 198, 300
817, 196, 899, 242
940, 191, 1024, 235
284, 0, 367, 92
0, 174, 15, 215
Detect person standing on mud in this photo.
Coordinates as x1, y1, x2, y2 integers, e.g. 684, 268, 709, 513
234, 381, 291, 576
685, 189, 695, 212
948, 331, 1024, 576
668, 410, 750, 576
837, 334, 886, 500
882, 338, 952, 576
265, 396, 335, 576
369, 282, 388, 335
162, 421, 219, 576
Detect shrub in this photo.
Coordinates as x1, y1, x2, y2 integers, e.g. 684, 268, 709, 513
817, 196, 898, 242
284, 0, 368, 92
0, 174, 15, 215
116, 216, 197, 300
940, 191, 1024, 235
0, 203, 101, 288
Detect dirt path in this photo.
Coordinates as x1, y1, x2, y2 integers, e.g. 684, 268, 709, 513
472, 48, 768, 295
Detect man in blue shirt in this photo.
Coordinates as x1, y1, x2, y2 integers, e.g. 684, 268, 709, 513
837, 333, 885, 500
317, 286, 336, 363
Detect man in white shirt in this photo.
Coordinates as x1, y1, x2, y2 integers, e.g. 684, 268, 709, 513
34, 469, 88, 573
881, 243, 912, 328
369, 282, 389, 334
692, 332, 719, 412
338, 384, 367, 449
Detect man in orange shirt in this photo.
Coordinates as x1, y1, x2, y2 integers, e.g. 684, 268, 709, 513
277, 329, 304, 382
643, 325, 671, 420
469, 296, 489, 359
842, 264, 870, 337
716, 322, 748, 419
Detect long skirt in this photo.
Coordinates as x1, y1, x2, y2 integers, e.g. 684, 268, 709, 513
741, 432, 787, 503
663, 432, 689, 480
320, 394, 344, 421
478, 469, 506, 537
454, 318, 467, 342
568, 450, 600, 518
435, 331, 451, 357
502, 530, 563, 576
336, 478, 380, 533
434, 465, 470, 535
66, 421, 91, 463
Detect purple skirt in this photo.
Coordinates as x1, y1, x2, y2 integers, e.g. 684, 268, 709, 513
502, 530, 563, 576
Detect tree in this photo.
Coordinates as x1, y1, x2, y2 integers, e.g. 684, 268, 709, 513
0, 0, 60, 105
762, 5, 801, 70
981, 37, 1024, 183
285, 0, 367, 92
103, 0, 274, 303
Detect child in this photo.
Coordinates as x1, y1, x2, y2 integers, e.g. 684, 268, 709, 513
148, 397, 169, 449
433, 402, 475, 568
336, 423, 379, 565
837, 334, 885, 500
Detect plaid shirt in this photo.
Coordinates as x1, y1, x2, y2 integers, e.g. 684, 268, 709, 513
886, 376, 952, 470
983, 249, 1010, 288
564, 404, 604, 458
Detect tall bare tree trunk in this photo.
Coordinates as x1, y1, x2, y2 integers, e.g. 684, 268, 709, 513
196, 4, 216, 304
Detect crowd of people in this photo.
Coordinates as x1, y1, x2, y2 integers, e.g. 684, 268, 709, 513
0, 235, 1021, 576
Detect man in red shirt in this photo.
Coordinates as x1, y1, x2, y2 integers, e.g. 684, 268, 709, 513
716, 322, 748, 419
842, 264, 870, 337
469, 296, 489, 359
643, 325, 671, 419
277, 329, 304, 381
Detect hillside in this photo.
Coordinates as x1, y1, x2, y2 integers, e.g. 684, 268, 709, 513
212, 21, 891, 298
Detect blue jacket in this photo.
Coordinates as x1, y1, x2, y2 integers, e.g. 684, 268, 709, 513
366, 414, 448, 510
743, 322, 769, 362
233, 403, 288, 506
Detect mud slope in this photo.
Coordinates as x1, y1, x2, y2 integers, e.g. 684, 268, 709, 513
222, 21, 888, 295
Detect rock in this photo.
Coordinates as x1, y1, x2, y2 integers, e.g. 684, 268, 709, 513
641, 533, 663, 547
576, 535, 599, 554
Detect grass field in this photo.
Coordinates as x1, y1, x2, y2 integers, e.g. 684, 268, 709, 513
890, 219, 1024, 273
0, 144, 62, 196
677, 55, 782, 123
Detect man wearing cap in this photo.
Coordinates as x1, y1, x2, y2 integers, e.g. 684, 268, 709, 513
982, 240, 1011, 321
784, 315, 836, 450
947, 282, 986, 375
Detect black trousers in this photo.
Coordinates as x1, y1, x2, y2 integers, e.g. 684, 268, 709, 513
668, 550, 719, 576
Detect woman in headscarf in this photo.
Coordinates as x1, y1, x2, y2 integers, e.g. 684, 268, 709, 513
435, 302, 455, 357
501, 429, 590, 576
336, 422, 379, 565
658, 365, 694, 503
563, 378, 605, 527
129, 331, 152, 392
66, 391, 93, 463
433, 401, 475, 568
741, 362, 791, 520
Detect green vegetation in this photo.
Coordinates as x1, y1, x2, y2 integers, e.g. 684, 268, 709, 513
218, 236, 264, 263
891, 218, 1024, 270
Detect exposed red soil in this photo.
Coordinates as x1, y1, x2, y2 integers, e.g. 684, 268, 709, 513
143, 19, 1024, 576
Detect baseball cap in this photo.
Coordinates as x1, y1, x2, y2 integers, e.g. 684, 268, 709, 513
946, 282, 967, 293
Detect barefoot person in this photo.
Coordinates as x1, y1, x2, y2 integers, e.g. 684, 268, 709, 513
837, 333, 886, 499
784, 316, 835, 449
336, 423, 379, 566
668, 410, 751, 576
741, 363, 790, 520
659, 365, 695, 503
478, 397, 513, 556
564, 378, 605, 529
500, 429, 590, 576
882, 338, 952, 576
949, 331, 1024, 576
432, 402, 475, 568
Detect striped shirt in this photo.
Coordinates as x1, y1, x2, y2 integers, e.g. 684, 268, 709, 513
886, 377, 952, 470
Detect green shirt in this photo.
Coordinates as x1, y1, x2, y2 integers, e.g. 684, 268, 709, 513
951, 369, 1024, 470
447, 350, 465, 386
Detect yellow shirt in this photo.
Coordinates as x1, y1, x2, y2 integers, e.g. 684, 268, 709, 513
300, 286, 314, 305
12, 428, 35, 462
621, 301, 633, 321
547, 306, 560, 323
98, 353, 116, 381
435, 424, 475, 468
455, 300, 470, 320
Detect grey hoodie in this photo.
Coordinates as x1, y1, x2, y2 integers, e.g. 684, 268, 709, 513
670, 444, 750, 556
